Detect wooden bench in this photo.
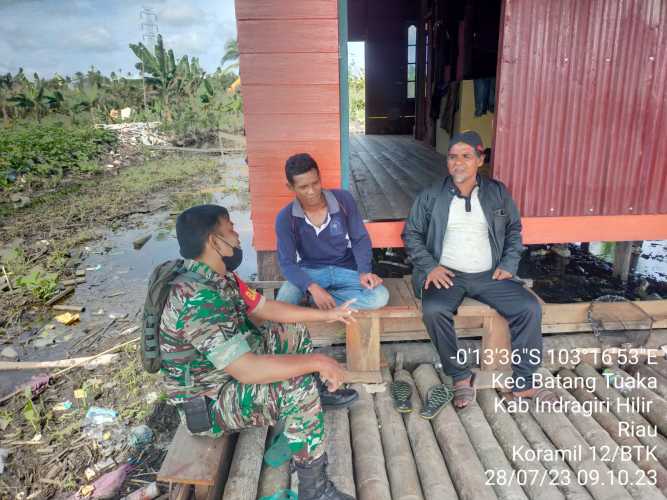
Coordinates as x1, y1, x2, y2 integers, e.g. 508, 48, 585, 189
157, 423, 236, 499
250, 277, 516, 383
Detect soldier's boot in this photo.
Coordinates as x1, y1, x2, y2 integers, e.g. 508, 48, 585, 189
295, 453, 355, 500
315, 374, 358, 410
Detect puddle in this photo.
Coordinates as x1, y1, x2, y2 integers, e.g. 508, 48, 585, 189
1, 157, 257, 397
589, 240, 667, 281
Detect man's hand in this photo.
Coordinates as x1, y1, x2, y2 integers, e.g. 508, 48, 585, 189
359, 272, 383, 289
424, 265, 455, 289
492, 268, 513, 280
314, 354, 346, 392
323, 299, 357, 325
308, 283, 336, 310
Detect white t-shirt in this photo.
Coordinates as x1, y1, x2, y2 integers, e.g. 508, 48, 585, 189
439, 187, 493, 273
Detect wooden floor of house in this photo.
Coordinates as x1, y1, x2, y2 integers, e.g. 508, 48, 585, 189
348, 134, 445, 221
175, 355, 667, 500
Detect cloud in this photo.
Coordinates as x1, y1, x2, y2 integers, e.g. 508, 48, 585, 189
0, 0, 237, 78
67, 26, 118, 52
159, 3, 206, 27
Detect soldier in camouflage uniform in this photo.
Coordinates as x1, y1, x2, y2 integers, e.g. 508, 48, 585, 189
160, 204, 356, 500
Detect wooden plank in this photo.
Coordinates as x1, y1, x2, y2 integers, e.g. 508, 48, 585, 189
243, 84, 339, 115
235, 0, 337, 20
158, 424, 234, 486
246, 139, 340, 169
245, 113, 340, 143
239, 53, 339, 85
170, 484, 192, 500
238, 20, 338, 54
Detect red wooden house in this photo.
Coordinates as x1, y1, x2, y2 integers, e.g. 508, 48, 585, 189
235, 0, 667, 277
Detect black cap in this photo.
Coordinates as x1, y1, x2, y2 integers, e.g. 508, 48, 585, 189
448, 130, 484, 155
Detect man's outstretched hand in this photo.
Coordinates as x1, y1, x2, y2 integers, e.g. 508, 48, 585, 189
424, 265, 455, 289
324, 299, 357, 325
492, 268, 512, 280
359, 272, 383, 289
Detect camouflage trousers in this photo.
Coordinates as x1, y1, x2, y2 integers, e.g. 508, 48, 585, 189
207, 322, 324, 463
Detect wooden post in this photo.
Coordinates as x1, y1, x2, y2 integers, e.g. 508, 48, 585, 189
481, 313, 511, 371
613, 241, 633, 282
345, 316, 381, 380
257, 251, 283, 281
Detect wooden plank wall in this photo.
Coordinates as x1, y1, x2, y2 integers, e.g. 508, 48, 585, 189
236, 0, 342, 251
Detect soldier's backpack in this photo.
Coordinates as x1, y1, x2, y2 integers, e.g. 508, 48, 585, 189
141, 259, 204, 373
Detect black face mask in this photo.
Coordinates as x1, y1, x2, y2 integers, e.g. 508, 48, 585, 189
223, 246, 243, 272
215, 235, 243, 272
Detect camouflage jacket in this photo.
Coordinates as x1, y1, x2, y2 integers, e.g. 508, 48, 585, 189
159, 259, 265, 401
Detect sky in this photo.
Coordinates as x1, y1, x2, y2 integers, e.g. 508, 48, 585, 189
0, 0, 238, 78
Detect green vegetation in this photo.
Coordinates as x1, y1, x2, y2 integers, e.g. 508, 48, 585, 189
0, 123, 117, 188
348, 62, 365, 130
0, 36, 242, 190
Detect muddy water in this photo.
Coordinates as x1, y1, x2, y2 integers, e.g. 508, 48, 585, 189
589, 240, 667, 280
1, 157, 257, 397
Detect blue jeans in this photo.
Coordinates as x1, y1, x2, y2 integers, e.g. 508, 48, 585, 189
276, 266, 389, 310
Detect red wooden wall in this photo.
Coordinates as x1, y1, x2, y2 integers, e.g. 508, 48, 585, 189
235, 0, 342, 251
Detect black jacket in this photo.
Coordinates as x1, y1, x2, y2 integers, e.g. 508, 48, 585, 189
402, 175, 525, 297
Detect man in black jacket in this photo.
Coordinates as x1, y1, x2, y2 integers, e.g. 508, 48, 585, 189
403, 131, 551, 409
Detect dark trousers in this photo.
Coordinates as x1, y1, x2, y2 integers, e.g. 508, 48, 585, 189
421, 269, 542, 391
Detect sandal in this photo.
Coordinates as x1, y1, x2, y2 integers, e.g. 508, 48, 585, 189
419, 384, 454, 419
453, 372, 477, 409
390, 380, 413, 413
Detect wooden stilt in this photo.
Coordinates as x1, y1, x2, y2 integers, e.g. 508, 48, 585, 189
346, 317, 381, 378
349, 384, 392, 500
613, 242, 633, 282
394, 368, 457, 500
541, 369, 663, 500
375, 368, 424, 500
413, 365, 496, 500
511, 410, 592, 500
477, 389, 565, 500
222, 427, 268, 500
325, 409, 356, 498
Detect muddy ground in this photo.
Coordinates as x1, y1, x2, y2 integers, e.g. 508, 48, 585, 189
0, 145, 252, 499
